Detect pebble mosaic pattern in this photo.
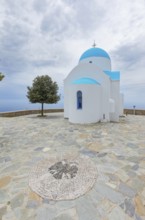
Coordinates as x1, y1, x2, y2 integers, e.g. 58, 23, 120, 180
29, 156, 97, 200
49, 160, 78, 179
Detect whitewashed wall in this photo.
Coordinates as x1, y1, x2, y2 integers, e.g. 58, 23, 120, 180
69, 84, 101, 124
64, 61, 111, 122
64, 83, 69, 118
79, 57, 111, 71
109, 98, 115, 113
119, 93, 124, 115
110, 81, 120, 122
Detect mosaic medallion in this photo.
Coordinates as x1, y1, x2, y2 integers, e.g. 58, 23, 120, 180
29, 155, 97, 200
49, 160, 78, 179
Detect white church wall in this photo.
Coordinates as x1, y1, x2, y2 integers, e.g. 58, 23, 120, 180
109, 98, 115, 113
100, 76, 111, 122
64, 83, 69, 118
65, 62, 110, 89
65, 62, 103, 84
119, 93, 124, 115
69, 84, 101, 124
64, 62, 111, 122
79, 57, 111, 71
110, 81, 120, 122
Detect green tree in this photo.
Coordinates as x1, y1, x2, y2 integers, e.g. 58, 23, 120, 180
0, 72, 5, 81
27, 75, 60, 116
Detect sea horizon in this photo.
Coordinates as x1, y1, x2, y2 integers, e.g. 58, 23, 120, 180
0, 100, 64, 113
0, 100, 145, 113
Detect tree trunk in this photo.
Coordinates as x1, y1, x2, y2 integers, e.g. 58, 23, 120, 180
41, 103, 44, 116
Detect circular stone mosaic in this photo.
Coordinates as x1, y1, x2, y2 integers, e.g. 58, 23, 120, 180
29, 155, 97, 200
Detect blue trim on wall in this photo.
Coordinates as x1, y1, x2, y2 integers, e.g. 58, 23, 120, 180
79, 48, 110, 61
72, 77, 100, 85
104, 71, 120, 81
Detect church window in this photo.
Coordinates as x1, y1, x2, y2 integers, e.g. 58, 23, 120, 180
77, 91, 82, 109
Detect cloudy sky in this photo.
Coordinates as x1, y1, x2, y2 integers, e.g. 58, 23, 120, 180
0, 0, 145, 112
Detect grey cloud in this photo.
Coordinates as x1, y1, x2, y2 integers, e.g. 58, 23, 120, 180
71, 0, 106, 33
4, 0, 29, 17
0, 57, 28, 75
111, 38, 145, 70
0, 83, 27, 100
62, 0, 76, 5
32, 59, 56, 67
123, 86, 145, 108
40, 7, 73, 37
4, 0, 19, 16
33, 0, 48, 13
40, 0, 106, 39
0, 20, 30, 74
1, 20, 30, 49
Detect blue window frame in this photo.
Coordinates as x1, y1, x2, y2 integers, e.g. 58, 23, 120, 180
77, 91, 82, 109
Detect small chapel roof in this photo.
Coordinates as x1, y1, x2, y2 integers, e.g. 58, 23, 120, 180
79, 47, 110, 61
104, 71, 120, 81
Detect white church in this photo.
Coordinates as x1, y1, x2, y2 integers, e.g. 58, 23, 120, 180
64, 46, 124, 124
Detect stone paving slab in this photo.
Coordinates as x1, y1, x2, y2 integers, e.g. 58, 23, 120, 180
0, 113, 145, 219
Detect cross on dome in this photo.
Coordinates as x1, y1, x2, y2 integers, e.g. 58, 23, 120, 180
92, 41, 96, 48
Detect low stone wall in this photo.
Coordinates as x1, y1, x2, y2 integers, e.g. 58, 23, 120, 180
124, 109, 145, 115
0, 109, 64, 117
0, 108, 145, 117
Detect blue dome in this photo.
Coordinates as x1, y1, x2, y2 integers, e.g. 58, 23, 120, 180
79, 47, 110, 61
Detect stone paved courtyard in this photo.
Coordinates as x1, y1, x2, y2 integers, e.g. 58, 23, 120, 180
0, 113, 145, 220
